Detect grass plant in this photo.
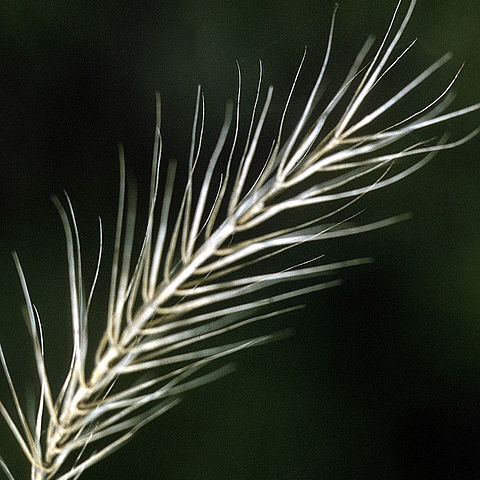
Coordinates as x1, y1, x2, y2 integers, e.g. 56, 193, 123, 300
1, 1, 479, 478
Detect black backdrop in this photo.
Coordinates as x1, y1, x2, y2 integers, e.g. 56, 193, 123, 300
1, 0, 480, 478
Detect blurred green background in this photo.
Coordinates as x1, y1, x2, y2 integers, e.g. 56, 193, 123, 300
1, 0, 479, 478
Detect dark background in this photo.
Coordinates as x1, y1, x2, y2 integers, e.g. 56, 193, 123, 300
1, 0, 480, 478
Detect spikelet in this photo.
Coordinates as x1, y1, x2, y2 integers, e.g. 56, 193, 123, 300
1, 0, 479, 478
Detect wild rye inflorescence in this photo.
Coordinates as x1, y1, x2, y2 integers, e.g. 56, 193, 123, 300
1, 0, 479, 478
